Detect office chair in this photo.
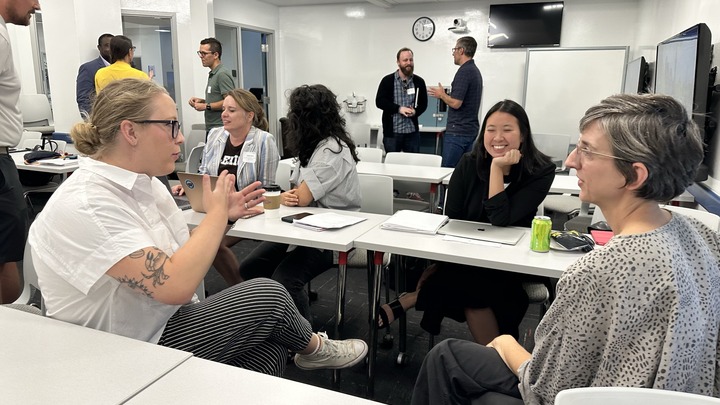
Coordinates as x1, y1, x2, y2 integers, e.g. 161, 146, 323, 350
384, 152, 442, 213
11, 240, 44, 315
19, 94, 55, 135
356, 147, 383, 163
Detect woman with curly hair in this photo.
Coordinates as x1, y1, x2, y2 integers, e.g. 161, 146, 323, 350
239, 84, 361, 325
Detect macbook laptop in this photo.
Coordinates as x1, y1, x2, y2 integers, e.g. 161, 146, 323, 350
437, 219, 526, 245
176, 172, 218, 213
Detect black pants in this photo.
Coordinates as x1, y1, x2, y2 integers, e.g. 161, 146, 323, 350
0, 154, 27, 263
411, 339, 524, 405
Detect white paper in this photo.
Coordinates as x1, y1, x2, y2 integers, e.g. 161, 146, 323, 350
380, 210, 449, 235
293, 212, 366, 231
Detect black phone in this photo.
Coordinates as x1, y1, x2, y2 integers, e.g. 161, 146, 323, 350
281, 212, 313, 223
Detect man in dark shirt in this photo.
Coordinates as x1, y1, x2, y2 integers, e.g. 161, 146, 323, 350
188, 37, 235, 133
428, 36, 483, 168
76, 33, 113, 115
375, 47, 428, 153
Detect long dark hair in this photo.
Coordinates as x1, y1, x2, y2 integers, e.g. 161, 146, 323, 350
286, 84, 360, 167
472, 99, 552, 176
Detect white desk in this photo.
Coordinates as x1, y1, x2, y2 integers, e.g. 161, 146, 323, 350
356, 161, 453, 212
0, 306, 192, 405
354, 224, 583, 394
127, 356, 383, 404
11, 149, 79, 175
185, 206, 389, 389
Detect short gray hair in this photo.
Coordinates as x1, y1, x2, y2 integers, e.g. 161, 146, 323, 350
579, 93, 704, 202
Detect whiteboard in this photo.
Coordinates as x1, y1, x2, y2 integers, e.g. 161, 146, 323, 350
523, 47, 628, 143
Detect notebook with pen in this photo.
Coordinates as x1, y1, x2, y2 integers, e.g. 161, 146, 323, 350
176, 172, 218, 213
437, 219, 525, 245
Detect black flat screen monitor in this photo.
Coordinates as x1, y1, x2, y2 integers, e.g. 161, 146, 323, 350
487, 2, 564, 48
622, 56, 649, 94
654, 23, 712, 136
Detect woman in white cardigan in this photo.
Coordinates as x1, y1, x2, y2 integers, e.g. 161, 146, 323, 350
173, 88, 279, 285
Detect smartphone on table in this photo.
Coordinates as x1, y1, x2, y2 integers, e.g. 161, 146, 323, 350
281, 212, 313, 223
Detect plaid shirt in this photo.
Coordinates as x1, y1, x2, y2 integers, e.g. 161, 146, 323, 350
392, 71, 417, 134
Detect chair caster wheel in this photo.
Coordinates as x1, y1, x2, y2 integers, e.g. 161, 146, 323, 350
380, 333, 394, 349
396, 352, 407, 365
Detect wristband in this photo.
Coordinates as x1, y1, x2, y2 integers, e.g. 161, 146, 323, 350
206, 104, 212, 111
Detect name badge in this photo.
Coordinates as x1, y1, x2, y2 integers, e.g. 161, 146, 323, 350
207, 86, 212, 95
243, 152, 257, 164
407, 88, 416, 95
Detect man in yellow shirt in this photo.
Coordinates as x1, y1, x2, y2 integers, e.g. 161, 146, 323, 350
95, 35, 149, 93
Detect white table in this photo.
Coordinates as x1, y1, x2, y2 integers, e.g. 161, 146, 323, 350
127, 356, 383, 404
11, 149, 79, 175
356, 161, 453, 212
354, 224, 583, 394
0, 306, 192, 405
184, 206, 389, 388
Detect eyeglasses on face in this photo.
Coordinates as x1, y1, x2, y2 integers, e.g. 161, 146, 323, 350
135, 120, 182, 140
197, 50, 213, 57
131, 46, 137, 50
573, 142, 630, 163
451, 47, 463, 53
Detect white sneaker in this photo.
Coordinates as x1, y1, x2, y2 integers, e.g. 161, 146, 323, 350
294, 332, 368, 371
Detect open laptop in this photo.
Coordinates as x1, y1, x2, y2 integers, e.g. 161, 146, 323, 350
176, 172, 218, 213
437, 219, 525, 245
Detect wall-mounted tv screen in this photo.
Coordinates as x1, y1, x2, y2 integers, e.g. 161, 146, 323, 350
654, 23, 713, 179
655, 23, 712, 135
487, 2, 564, 48
622, 56, 649, 94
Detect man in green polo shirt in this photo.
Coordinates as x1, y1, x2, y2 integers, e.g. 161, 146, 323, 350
188, 37, 235, 133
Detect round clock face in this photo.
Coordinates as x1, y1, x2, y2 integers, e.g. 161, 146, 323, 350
413, 17, 435, 42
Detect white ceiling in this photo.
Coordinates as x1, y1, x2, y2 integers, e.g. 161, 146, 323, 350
256, 0, 466, 7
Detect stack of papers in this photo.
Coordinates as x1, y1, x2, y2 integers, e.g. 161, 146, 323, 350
294, 212, 366, 231
380, 210, 449, 235
35, 159, 77, 166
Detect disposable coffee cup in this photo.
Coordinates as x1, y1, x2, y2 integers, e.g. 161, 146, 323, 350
263, 184, 282, 218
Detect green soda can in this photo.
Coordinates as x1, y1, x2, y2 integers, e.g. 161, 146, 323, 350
531, 215, 552, 252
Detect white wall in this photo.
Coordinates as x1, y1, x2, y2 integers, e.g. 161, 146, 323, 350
275, 0, 639, 130
636, 0, 720, 194
19, 0, 211, 134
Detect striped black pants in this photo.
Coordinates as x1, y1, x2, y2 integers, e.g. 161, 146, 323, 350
158, 278, 313, 376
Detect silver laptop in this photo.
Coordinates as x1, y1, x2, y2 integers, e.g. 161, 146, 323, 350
437, 219, 525, 245
176, 172, 218, 213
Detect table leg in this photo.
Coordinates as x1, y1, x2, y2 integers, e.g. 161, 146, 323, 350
367, 250, 384, 398
434, 131, 442, 155
333, 250, 349, 384
429, 183, 439, 213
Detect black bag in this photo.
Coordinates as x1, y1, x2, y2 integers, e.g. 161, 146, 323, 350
24, 150, 61, 164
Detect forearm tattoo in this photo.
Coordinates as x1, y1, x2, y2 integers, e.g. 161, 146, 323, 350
114, 248, 171, 298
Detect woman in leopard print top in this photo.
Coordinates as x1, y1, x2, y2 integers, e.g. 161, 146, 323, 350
411, 93, 720, 405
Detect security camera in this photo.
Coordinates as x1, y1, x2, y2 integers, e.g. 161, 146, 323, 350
449, 18, 468, 33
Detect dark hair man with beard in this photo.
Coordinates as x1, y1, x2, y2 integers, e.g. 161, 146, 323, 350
376, 47, 428, 153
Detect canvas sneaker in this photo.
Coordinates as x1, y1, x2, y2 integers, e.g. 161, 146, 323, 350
294, 332, 368, 371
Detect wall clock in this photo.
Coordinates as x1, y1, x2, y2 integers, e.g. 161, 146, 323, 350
412, 17, 435, 42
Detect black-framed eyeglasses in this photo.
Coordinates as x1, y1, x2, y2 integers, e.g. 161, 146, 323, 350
197, 50, 213, 57
131, 46, 137, 50
135, 120, 182, 140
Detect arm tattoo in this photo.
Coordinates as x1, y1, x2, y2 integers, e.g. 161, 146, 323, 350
141, 248, 171, 287
113, 248, 170, 298
115, 275, 153, 298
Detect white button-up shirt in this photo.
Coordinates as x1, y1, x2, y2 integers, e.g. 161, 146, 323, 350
29, 157, 193, 343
